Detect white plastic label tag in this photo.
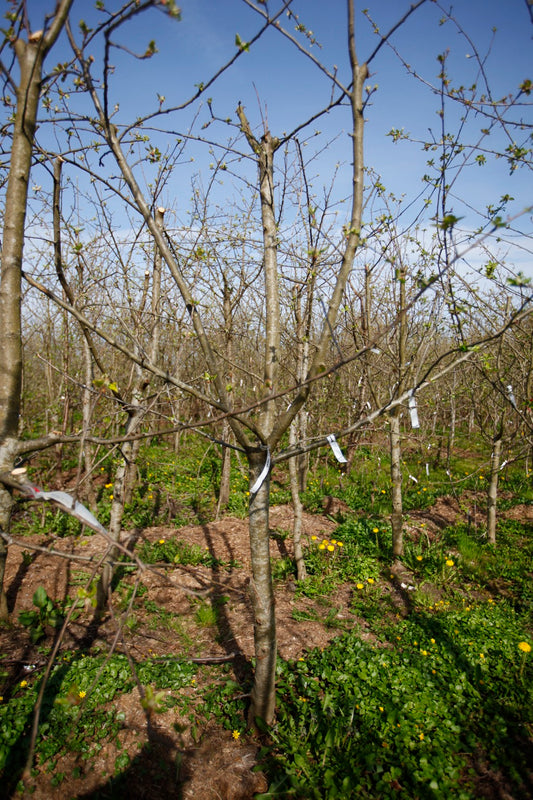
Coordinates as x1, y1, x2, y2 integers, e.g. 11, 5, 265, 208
26, 486, 107, 534
250, 449, 271, 494
326, 434, 347, 464
409, 394, 420, 429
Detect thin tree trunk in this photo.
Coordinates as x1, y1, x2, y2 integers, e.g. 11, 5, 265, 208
216, 421, 232, 518
289, 421, 307, 581
390, 410, 404, 558
390, 264, 407, 559
247, 449, 276, 726
96, 207, 165, 612
487, 431, 503, 546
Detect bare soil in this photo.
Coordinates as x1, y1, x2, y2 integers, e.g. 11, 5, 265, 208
1, 499, 532, 799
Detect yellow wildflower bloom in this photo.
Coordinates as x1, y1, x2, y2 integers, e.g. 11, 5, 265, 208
78, 690, 86, 699
518, 641, 531, 653
232, 730, 240, 740
445, 559, 454, 567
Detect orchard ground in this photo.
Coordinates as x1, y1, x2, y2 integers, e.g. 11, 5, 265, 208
1, 494, 532, 799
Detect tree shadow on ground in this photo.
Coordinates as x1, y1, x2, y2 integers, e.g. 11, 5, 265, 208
76, 724, 267, 800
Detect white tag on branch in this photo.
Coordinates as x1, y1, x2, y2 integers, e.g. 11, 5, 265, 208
409, 394, 420, 429
507, 385, 517, 409
250, 448, 271, 495
326, 434, 347, 464
26, 486, 108, 535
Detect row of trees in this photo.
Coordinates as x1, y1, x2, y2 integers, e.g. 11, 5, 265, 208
1, 0, 531, 725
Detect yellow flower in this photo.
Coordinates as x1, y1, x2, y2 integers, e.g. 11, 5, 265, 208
319, 544, 326, 550
109, 494, 113, 500
381, 490, 386, 494
78, 690, 86, 699
327, 545, 335, 552
311, 535, 317, 541
367, 578, 375, 584
419, 733, 424, 741
416, 555, 423, 561
337, 542, 343, 547
479, 653, 485, 659
158, 539, 165, 545
105, 483, 113, 489
356, 583, 364, 590
331, 539, 337, 544
373, 528, 379, 533
445, 559, 454, 567
20, 680, 28, 688
232, 730, 240, 740
430, 638, 435, 644
518, 641, 531, 653
0, 696, 3, 702
379, 706, 384, 712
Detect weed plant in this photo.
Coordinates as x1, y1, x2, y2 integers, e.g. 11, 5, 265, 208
0, 652, 198, 788
262, 599, 532, 799
137, 536, 226, 567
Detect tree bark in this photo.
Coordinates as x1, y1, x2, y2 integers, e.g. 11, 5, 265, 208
390, 410, 404, 558
487, 429, 503, 546
247, 449, 276, 726
0, 3, 73, 617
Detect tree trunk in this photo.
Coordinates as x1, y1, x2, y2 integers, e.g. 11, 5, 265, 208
216, 422, 232, 518
247, 449, 276, 726
390, 410, 404, 558
390, 263, 407, 560
487, 433, 502, 546
289, 422, 307, 582
0, 8, 74, 616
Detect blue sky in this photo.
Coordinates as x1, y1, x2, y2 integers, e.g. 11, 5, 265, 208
32, 0, 533, 275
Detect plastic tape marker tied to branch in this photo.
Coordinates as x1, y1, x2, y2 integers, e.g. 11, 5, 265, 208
409, 393, 420, 429
250, 448, 271, 495
26, 485, 108, 535
326, 434, 347, 464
